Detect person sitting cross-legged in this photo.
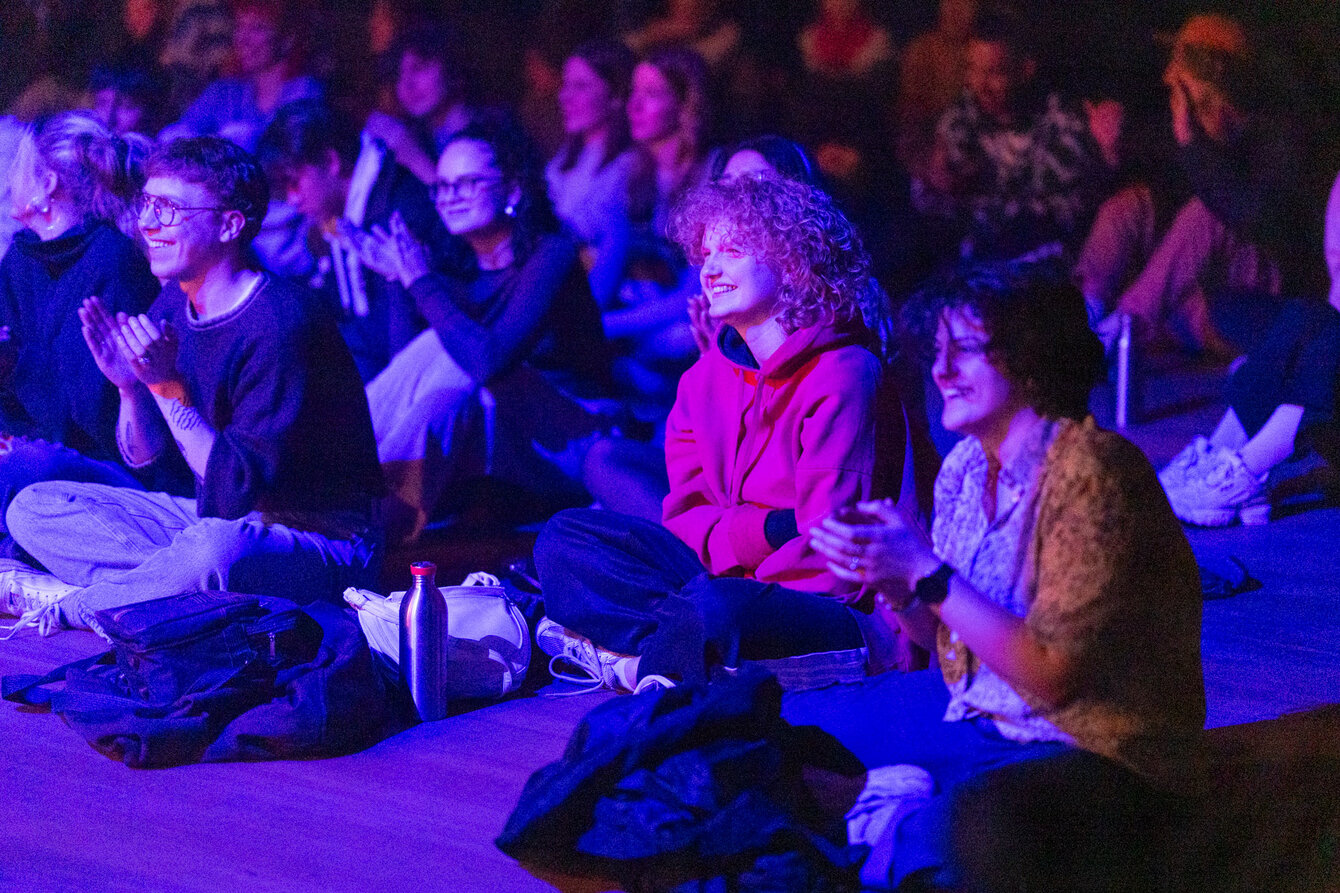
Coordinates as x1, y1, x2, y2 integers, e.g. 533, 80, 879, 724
532, 175, 925, 694
0, 137, 384, 637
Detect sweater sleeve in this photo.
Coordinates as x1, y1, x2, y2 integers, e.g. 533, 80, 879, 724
661, 361, 743, 572
407, 236, 579, 384
753, 351, 880, 594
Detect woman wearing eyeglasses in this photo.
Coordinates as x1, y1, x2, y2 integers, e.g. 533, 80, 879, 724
0, 111, 171, 542
356, 114, 611, 545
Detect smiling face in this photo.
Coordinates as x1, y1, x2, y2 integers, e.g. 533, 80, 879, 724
965, 39, 1020, 121
699, 222, 783, 331
627, 62, 681, 145
138, 174, 238, 282
433, 138, 514, 244
559, 56, 620, 139
932, 307, 1027, 449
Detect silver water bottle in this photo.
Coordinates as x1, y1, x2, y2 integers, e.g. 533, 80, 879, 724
400, 561, 449, 721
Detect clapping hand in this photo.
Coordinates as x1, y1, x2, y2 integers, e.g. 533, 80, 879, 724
115, 312, 180, 387
349, 212, 430, 287
79, 296, 138, 390
687, 290, 717, 353
809, 499, 940, 604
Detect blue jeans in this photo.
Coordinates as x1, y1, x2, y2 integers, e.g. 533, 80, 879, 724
6, 481, 380, 628
535, 507, 865, 687
0, 440, 142, 539
783, 669, 1074, 889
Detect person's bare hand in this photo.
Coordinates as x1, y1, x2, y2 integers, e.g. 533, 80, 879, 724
1168, 75, 1196, 146
810, 499, 939, 599
386, 212, 431, 286
79, 296, 139, 391
116, 313, 180, 387
687, 290, 717, 353
338, 219, 400, 281
1083, 98, 1125, 167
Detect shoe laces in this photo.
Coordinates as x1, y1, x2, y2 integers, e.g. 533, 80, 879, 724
546, 635, 616, 695
0, 573, 68, 639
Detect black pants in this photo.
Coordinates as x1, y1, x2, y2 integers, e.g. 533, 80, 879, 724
534, 508, 863, 685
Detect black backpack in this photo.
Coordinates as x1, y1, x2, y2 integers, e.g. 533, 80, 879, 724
2, 591, 403, 767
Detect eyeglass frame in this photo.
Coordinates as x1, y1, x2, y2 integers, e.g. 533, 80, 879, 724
136, 192, 231, 227
430, 175, 504, 203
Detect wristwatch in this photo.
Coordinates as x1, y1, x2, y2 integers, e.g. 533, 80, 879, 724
912, 562, 954, 607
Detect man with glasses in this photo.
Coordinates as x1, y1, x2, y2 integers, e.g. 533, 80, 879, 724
0, 136, 385, 638
256, 99, 454, 381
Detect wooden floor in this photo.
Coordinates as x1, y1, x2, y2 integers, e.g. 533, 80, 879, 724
2, 359, 1339, 892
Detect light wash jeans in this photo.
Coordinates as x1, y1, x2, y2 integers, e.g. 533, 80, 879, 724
5, 481, 380, 628
0, 440, 142, 537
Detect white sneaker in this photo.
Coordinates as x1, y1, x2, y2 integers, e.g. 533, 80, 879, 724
846, 764, 935, 848
0, 559, 79, 638
1158, 436, 1215, 496
1167, 446, 1267, 527
535, 616, 640, 694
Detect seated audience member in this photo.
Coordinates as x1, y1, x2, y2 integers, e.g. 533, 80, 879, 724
622, 0, 742, 71
546, 39, 639, 311
159, 0, 320, 153
610, 46, 713, 399
797, 0, 894, 81
159, 0, 323, 277
256, 99, 450, 380
353, 116, 611, 547
0, 112, 174, 543
1159, 170, 1340, 527
897, 0, 978, 178
1088, 14, 1326, 356
88, 63, 167, 138
792, 265, 1204, 888
534, 175, 901, 693
0, 137, 383, 637
582, 134, 828, 522
920, 11, 1109, 260
364, 22, 477, 186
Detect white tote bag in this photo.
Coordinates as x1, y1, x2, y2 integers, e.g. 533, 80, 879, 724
344, 573, 529, 700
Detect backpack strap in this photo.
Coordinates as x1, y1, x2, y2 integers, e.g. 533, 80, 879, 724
2, 650, 114, 708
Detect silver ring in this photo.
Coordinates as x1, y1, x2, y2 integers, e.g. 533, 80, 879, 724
135, 356, 150, 365
848, 557, 860, 572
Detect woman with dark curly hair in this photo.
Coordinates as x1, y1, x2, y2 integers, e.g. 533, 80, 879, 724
532, 175, 921, 693
797, 265, 1204, 888
356, 115, 611, 545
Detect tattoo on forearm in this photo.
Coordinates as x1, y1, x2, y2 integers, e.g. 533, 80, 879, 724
167, 400, 204, 432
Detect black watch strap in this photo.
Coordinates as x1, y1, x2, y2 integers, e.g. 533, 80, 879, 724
913, 562, 954, 606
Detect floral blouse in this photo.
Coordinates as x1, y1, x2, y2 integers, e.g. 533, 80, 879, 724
930, 415, 1206, 786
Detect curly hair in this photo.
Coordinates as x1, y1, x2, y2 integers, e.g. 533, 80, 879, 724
903, 262, 1105, 420
668, 175, 875, 334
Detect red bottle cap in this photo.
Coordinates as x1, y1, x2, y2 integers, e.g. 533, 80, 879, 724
410, 561, 437, 576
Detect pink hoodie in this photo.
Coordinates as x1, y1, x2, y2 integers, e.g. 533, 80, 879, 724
662, 321, 880, 598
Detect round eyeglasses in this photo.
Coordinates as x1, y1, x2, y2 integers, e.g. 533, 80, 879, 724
136, 193, 228, 227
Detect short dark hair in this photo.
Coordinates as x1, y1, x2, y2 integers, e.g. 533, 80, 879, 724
256, 99, 361, 187
144, 137, 270, 243
906, 263, 1105, 420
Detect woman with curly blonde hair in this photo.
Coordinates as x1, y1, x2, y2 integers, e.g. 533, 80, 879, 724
532, 174, 918, 694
